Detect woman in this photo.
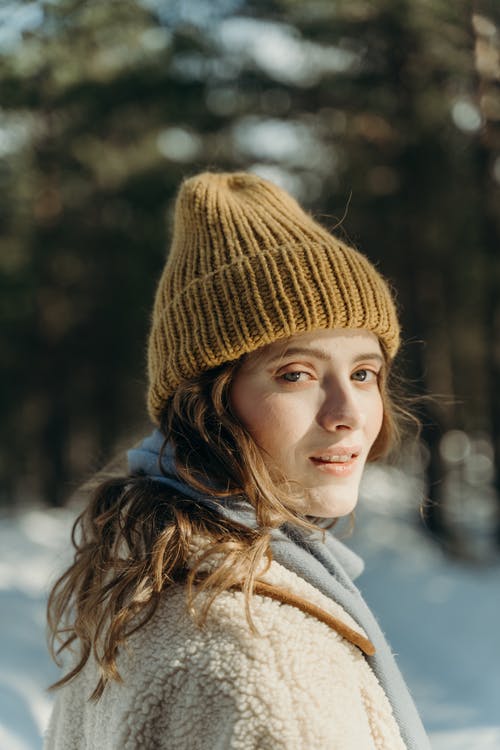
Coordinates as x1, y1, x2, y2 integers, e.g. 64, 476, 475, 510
45, 171, 430, 749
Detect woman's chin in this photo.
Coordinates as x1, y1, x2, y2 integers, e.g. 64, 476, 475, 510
304, 487, 360, 518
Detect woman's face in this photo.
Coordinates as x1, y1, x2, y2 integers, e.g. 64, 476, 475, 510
230, 328, 384, 518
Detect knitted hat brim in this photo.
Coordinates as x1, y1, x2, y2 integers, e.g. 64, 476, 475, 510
147, 239, 399, 424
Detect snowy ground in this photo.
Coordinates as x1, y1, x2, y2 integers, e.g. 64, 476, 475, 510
1, 464, 499, 750
351, 465, 500, 749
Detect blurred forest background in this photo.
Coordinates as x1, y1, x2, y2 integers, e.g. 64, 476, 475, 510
1, 0, 499, 560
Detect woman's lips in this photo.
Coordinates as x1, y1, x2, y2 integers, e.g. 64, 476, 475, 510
309, 455, 359, 476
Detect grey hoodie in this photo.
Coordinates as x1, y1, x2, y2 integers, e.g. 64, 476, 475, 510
127, 429, 431, 750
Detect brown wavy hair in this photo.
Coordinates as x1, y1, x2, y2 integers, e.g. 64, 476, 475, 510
47, 343, 411, 700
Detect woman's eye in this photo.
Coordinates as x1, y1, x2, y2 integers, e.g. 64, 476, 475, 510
280, 371, 309, 383
352, 368, 377, 383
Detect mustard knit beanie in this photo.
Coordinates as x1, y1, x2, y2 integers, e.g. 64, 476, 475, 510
147, 171, 400, 424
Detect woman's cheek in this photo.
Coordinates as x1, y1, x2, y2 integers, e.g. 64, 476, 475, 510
368, 392, 384, 443
244, 396, 291, 451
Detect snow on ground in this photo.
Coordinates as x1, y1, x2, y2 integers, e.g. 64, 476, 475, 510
351, 464, 500, 748
0, 463, 499, 749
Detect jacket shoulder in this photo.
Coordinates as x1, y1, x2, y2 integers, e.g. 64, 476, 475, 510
111, 575, 403, 749
45, 569, 405, 750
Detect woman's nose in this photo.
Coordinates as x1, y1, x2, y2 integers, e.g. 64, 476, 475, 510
316, 384, 362, 432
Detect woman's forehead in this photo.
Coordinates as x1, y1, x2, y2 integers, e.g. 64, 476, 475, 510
240, 328, 382, 371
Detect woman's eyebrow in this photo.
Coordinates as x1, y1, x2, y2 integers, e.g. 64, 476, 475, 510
266, 346, 330, 364
266, 347, 384, 365
351, 352, 385, 366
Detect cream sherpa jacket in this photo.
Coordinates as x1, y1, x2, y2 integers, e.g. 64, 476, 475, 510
45, 555, 406, 749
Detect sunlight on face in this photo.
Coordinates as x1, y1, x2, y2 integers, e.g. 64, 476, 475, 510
230, 329, 384, 518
